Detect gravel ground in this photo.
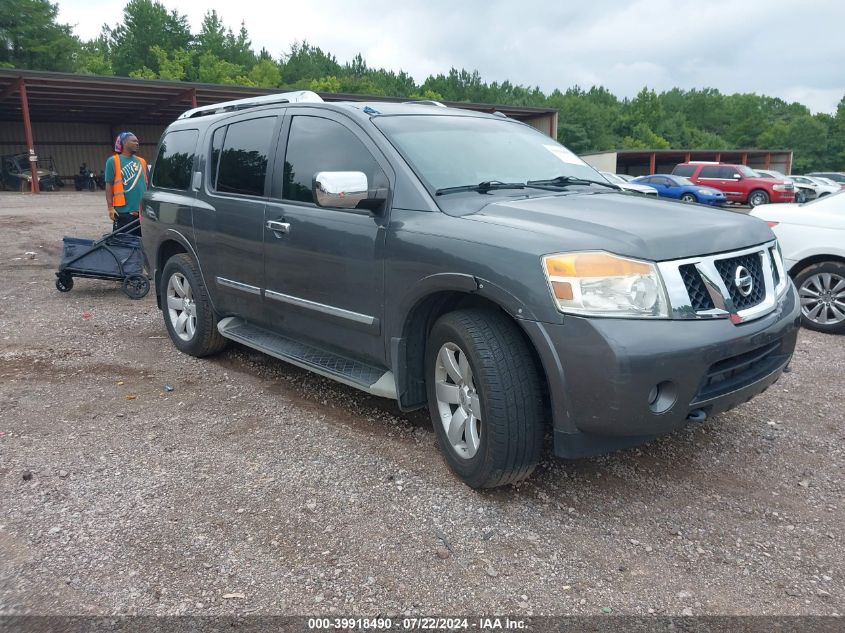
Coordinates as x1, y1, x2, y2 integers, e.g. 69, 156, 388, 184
0, 191, 843, 617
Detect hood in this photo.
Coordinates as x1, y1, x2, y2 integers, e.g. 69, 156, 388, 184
461, 191, 774, 261
620, 183, 656, 194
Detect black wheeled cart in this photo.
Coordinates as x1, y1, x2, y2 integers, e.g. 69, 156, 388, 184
55, 218, 150, 299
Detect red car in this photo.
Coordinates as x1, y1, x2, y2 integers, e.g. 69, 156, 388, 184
672, 162, 795, 207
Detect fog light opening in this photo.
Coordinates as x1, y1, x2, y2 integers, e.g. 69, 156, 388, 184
648, 381, 677, 414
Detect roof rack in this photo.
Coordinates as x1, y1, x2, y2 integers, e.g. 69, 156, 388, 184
402, 100, 447, 108
178, 90, 324, 120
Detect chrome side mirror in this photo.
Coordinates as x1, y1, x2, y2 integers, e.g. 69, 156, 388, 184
313, 171, 369, 209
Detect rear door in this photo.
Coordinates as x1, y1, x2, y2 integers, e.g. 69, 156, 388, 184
263, 110, 392, 364
192, 114, 281, 323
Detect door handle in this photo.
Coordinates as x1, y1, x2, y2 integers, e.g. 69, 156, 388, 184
265, 220, 290, 234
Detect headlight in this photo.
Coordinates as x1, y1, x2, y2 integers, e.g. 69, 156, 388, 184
698, 188, 714, 195
542, 251, 670, 318
772, 184, 790, 192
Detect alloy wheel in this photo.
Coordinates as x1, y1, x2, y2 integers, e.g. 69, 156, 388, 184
433, 342, 482, 459
166, 272, 197, 341
799, 273, 845, 326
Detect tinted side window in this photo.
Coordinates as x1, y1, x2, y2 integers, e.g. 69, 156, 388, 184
718, 166, 739, 178
699, 166, 721, 178
209, 126, 225, 190
283, 115, 385, 204
654, 177, 671, 186
152, 129, 198, 190
216, 117, 275, 197
673, 165, 695, 177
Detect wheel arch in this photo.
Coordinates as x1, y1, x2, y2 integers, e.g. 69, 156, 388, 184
154, 239, 188, 309
789, 253, 845, 278
391, 283, 551, 429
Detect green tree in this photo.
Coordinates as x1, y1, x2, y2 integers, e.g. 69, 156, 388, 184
621, 123, 670, 149
196, 51, 247, 85
150, 45, 192, 81
0, 0, 79, 72
107, 0, 191, 76
281, 41, 341, 84
248, 57, 281, 88
309, 75, 342, 93
76, 33, 113, 75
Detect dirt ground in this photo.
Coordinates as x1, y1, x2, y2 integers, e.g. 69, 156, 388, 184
0, 191, 842, 617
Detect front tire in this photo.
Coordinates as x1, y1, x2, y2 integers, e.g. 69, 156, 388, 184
793, 261, 845, 334
160, 254, 227, 356
748, 189, 770, 207
680, 193, 697, 203
425, 309, 545, 488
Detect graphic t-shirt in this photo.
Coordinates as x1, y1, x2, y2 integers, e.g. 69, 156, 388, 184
105, 154, 146, 214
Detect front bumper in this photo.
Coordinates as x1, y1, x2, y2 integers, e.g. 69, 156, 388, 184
520, 283, 801, 458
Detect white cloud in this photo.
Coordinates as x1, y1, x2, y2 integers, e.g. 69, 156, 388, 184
56, 0, 845, 113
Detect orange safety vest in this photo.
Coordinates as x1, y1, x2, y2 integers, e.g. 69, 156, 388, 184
111, 153, 148, 208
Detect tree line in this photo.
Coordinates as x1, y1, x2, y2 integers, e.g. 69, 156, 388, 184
2, 0, 844, 171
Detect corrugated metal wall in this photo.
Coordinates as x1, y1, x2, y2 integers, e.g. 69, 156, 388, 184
522, 113, 558, 139
0, 121, 163, 179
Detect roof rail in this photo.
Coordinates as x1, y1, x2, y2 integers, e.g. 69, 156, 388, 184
178, 90, 324, 120
402, 100, 447, 108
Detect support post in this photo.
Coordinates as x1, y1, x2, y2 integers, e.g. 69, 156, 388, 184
649, 152, 656, 175
764, 153, 771, 169
190, 88, 197, 109
741, 153, 748, 165
18, 79, 39, 194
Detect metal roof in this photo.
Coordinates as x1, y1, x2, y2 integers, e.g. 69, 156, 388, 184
0, 69, 558, 125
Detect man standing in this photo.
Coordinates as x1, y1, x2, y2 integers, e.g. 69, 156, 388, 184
105, 132, 147, 235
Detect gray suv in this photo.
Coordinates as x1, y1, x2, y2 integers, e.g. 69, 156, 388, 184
142, 91, 800, 488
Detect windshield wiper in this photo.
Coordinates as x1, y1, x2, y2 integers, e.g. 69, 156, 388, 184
526, 176, 621, 191
435, 181, 526, 196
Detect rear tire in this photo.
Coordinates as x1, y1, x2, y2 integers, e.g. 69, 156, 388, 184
160, 254, 227, 356
793, 261, 845, 334
748, 189, 770, 207
425, 309, 545, 488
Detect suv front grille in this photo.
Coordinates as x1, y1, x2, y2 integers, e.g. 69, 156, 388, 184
657, 240, 786, 324
714, 253, 766, 310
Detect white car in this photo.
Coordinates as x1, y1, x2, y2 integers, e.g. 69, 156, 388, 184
793, 175, 840, 197
750, 192, 845, 333
599, 171, 658, 196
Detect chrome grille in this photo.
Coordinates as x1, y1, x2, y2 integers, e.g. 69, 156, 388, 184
657, 240, 788, 324
714, 253, 766, 310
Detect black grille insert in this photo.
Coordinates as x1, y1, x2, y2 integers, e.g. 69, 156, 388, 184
680, 264, 715, 311
694, 341, 784, 402
714, 253, 766, 311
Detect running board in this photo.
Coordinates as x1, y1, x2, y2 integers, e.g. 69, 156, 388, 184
217, 317, 396, 399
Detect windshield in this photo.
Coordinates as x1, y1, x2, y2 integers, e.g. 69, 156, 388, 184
673, 176, 694, 186
738, 165, 760, 177
373, 115, 603, 191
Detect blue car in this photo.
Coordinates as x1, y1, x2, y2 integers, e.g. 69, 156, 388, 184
631, 174, 727, 206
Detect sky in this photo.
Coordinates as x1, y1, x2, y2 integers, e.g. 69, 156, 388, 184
57, 0, 845, 114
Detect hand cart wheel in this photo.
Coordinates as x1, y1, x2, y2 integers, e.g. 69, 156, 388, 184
55, 273, 74, 292
122, 274, 150, 299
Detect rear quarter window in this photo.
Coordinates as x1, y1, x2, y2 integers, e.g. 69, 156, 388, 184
152, 129, 198, 190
